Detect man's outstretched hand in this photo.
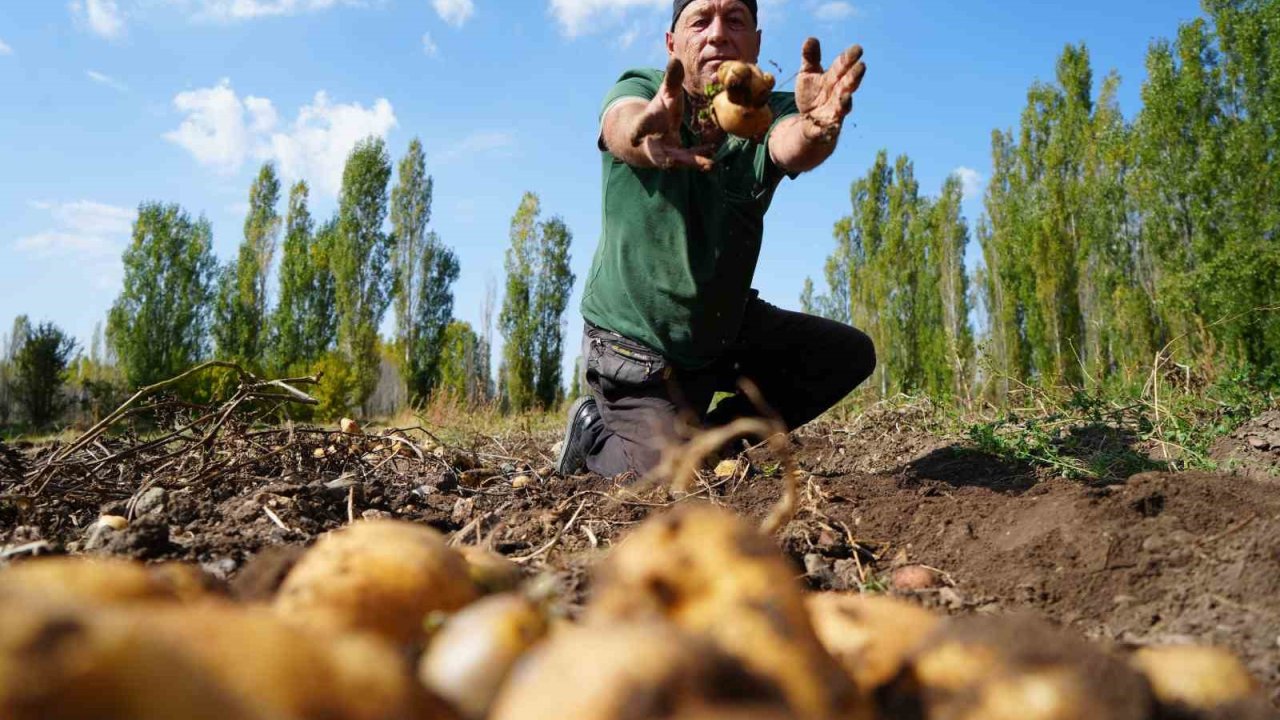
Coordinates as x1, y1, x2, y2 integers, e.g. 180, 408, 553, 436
794, 38, 866, 143
627, 58, 715, 171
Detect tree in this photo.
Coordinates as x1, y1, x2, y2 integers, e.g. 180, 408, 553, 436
533, 217, 574, 407
270, 182, 338, 373
107, 203, 218, 388
390, 138, 460, 402
214, 164, 281, 367
331, 137, 395, 412
437, 321, 489, 404
0, 316, 31, 427
498, 193, 575, 412
13, 321, 77, 428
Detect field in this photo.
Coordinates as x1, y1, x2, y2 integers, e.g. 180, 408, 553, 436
2, 391, 1279, 715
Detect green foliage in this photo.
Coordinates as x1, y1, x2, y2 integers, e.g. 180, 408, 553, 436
311, 351, 360, 421
332, 136, 395, 412
0, 317, 29, 427
437, 321, 489, 404
13, 321, 77, 428
390, 137, 461, 403
270, 182, 338, 373
214, 163, 281, 368
107, 202, 218, 390
499, 193, 575, 413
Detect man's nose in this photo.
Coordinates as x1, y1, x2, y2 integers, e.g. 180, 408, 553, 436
707, 14, 730, 44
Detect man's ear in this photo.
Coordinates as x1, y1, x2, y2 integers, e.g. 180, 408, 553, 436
665, 31, 675, 56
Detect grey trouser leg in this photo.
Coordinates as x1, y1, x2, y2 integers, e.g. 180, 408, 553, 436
582, 293, 876, 478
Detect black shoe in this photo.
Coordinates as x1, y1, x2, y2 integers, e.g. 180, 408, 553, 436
555, 396, 601, 475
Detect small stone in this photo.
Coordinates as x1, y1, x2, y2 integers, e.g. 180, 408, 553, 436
1247, 435, 1271, 450
713, 459, 739, 478
134, 487, 166, 516
939, 586, 965, 610
451, 497, 476, 526
361, 509, 391, 520
511, 475, 534, 489
339, 418, 362, 435
891, 565, 941, 592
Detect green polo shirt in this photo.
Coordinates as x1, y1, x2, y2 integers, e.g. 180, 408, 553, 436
580, 67, 799, 369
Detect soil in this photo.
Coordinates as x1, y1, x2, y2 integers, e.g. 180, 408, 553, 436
2, 405, 1279, 707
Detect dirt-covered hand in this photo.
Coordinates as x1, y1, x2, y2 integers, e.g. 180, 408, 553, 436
629, 57, 716, 171
794, 38, 866, 142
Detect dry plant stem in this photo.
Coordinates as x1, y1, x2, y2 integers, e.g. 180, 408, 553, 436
511, 499, 588, 564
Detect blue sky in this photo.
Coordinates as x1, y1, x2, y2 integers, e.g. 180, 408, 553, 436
0, 0, 1204, 379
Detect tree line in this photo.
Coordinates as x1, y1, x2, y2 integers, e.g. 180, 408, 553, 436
805, 0, 1279, 402
1, 137, 576, 430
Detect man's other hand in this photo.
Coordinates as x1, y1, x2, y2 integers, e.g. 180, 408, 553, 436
617, 58, 715, 172
794, 38, 866, 142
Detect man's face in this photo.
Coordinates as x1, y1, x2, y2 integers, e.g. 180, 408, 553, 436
666, 0, 761, 97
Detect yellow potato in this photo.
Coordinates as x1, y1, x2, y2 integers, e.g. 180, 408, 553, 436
136, 601, 457, 720
588, 504, 856, 719
275, 519, 478, 649
717, 60, 775, 107
489, 622, 790, 720
958, 669, 1087, 720
0, 556, 208, 605
712, 92, 774, 140
456, 545, 523, 595
419, 594, 547, 719
805, 592, 940, 693
1131, 644, 1260, 710
0, 591, 260, 720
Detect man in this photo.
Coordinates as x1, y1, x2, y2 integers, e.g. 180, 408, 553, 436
556, 0, 876, 477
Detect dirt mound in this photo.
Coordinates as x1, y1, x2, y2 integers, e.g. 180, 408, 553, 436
3, 410, 1279, 706
1212, 410, 1280, 481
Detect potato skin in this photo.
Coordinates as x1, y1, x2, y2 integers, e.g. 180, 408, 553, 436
0, 591, 261, 720
1130, 645, 1261, 711
419, 594, 547, 719
805, 592, 940, 694
717, 60, 775, 107
0, 556, 209, 605
274, 519, 478, 648
488, 622, 789, 720
588, 505, 856, 719
712, 93, 774, 140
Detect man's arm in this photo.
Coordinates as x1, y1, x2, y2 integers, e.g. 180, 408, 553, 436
769, 39, 867, 175
603, 59, 716, 172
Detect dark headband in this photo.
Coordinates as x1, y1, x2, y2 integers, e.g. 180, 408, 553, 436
671, 0, 758, 31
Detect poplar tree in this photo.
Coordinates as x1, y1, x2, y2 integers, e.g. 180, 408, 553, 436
108, 203, 218, 388
270, 181, 337, 373
332, 137, 394, 410
214, 163, 281, 367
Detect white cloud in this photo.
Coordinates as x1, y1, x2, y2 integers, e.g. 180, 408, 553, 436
422, 31, 439, 56
264, 91, 397, 196
813, 1, 856, 22
87, 70, 128, 92
189, 0, 360, 21
16, 200, 134, 286
164, 79, 397, 196
0, 38, 12, 55
70, 0, 126, 39
548, 0, 665, 37
435, 130, 515, 164
432, 0, 474, 27
954, 166, 984, 200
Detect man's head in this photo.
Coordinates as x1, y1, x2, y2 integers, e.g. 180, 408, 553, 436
666, 0, 761, 97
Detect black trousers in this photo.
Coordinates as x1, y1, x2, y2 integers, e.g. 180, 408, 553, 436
581, 294, 876, 476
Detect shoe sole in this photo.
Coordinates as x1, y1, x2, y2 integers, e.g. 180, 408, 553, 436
555, 396, 594, 475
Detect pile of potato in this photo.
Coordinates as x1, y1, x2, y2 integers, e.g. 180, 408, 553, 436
0, 509, 1273, 720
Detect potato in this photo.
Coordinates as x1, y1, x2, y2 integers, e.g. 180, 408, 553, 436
419, 594, 547, 719
456, 545, 523, 595
135, 601, 456, 720
717, 60, 775, 107
805, 592, 940, 694
0, 556, 208, 605
1130, 644, 1260, 710
275, 519, 478, 648
887, 615, 1154, 720
0, 591, 260, 720
488, 622, 789, 720
588, 504, 856, 719
712, 92, 774, 140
